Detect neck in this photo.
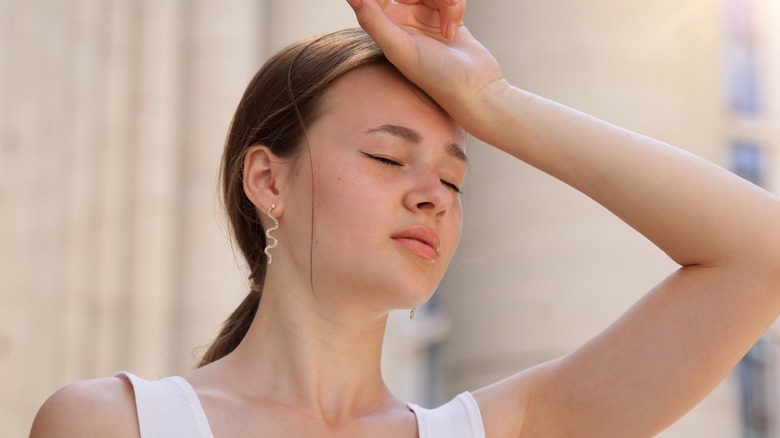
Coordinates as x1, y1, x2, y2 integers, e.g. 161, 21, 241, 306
222, 276, 397, 421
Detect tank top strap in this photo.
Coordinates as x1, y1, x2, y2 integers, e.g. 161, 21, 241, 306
114, 371, 213, 438
408, 391, 486, 438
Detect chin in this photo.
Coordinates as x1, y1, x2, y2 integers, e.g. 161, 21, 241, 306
396, 279, 442, 309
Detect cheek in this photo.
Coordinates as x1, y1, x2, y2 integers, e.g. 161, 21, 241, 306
311, 165, 388, 240
315, 172, 369, 212
314, 156, 393, 206
447, 207, 464, 249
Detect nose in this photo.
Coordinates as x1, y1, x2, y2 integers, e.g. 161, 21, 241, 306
404, 167, 454, 216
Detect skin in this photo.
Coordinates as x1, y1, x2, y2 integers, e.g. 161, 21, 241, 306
31, 62, 467, 437
31, 0, 780, 437
248, 65, 466, 322
351, 0, 780, 436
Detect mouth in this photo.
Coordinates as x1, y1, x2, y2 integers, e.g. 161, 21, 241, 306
391, 226, 441, 261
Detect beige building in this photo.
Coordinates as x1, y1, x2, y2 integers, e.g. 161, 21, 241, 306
1, 0, 778, 436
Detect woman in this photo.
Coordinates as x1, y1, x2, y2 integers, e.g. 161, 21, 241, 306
31, 0, 780, 436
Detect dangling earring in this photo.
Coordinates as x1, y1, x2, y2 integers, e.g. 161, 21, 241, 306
409, 308, 416, 319
264, 204, 279, 264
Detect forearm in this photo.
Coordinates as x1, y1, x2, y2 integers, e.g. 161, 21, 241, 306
472, 84, 780, 436
471, 83, 780, 268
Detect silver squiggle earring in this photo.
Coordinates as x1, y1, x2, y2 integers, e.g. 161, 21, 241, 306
410, 308, 416, 319
264, 204, 279, 264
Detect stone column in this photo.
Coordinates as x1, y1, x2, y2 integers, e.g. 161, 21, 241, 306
266, 0, 357, 53
93, 0, 140, 376
176, 0, 265, 370
122, 0, 188, 377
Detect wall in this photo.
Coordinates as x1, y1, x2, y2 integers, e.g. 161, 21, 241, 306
2, 1, 777, 436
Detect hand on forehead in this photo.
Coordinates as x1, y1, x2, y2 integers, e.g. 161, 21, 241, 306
355, 0, 466, 40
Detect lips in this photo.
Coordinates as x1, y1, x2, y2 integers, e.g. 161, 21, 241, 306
391, 225, 441, 261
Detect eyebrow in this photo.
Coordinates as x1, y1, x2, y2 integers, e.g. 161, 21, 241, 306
365, 124, 468, 163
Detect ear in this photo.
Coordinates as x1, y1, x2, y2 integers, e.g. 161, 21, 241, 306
243, 145, 287, 218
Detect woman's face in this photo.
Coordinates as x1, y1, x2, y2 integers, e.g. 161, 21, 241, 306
280, 64, 466, 315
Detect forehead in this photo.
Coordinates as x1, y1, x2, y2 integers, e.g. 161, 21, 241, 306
316, 64, 465, 144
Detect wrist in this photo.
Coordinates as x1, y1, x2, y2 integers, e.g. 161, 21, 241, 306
456, 79, 518, 145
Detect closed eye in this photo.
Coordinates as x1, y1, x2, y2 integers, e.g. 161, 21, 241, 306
363, 152, 402, 167
363, 152, 462, 193
442, 180, 463, 194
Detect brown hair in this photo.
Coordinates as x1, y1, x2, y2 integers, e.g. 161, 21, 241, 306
198, 28, 388, 367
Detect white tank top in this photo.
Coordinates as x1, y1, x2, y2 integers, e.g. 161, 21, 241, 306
115, 372, 485, 438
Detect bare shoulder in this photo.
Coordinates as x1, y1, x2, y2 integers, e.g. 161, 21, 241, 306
471, 358, 563, 438
30, 376, 139, 438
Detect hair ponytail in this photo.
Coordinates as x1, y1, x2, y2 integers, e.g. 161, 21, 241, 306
198, 29, 387, 367
198, 288, 261, 367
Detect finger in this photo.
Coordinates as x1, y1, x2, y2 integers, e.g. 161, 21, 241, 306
436, 0, 466, 39
392, 0, 445, 30
396, 0, 465, 39
408, 0, 466, 40
347, 0, 412, 62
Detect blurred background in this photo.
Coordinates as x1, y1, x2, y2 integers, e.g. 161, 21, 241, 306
1, 0, 779, 436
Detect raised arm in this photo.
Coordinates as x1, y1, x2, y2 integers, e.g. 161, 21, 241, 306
349, 1, 780, 436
